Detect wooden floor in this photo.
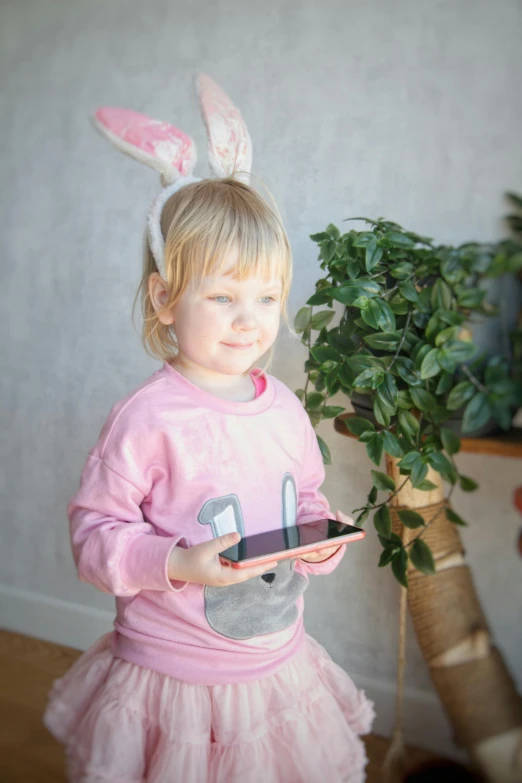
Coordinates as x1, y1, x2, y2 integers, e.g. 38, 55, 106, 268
0, 630, 437, 782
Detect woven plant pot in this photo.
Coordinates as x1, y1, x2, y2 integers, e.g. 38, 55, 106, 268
386, 455, 522, 782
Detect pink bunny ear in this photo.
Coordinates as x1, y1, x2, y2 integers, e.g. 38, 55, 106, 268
196, 74, 252, 179
93, 107, 197, 184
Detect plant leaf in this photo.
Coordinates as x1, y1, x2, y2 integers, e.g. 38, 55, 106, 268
361, 299, 380, 329
411, 459, 429, 488
420, 348, 441, 380
364, 331, 401, 351
440, 427, 461, 455
385, 231, 415, 248
367, 433, 384, 466
416, 479, 439, 491
374, 505, 392, 537
398, 409, 420, 437
327, 332, 356, 355
436, 372, 454, 395
381, 430, 404, 458
462, 393, 492, 433
390, 262, 414, 279
345, 417, 376, 436
331, 279, 382, 305
459, 475, 478, 492
395, 357, 422, 386
391, 548, 409, 587
378, 301, 397, 332
294, 306, 312, 333
447, 381, 475, 411
310, 345, 341, 363
397, 390, 414, 409
439, 340, 476, 365
376, 373, 398, 413
398, 450, 422, 470
307, 392, 325, 410
446, 508, 468, 526
307, 289, 334, 306
371, 470, 397, 491
373, 395, 392, 427
356, 508, 370, 526
378, 531, 403, 548
431, 279, 453, 310
326, 223, 341, 240
321, 406, 346, 419
458, 288, 486, 308
410, 387, 437, 411
365, 240, 384, 272
316, 435, 331, 465
441, 253, 464, 285
410, 539, 436, 575
320, 240, 337, 263
426, 451, 457, 483
378, 547, 399, 567
398, 510, 425, 529
435, 326, 459, 347
310, 310, 335, 330
398, 280, 419, 302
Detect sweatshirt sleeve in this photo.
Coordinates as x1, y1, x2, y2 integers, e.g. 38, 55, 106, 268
295, 412, 346, 576
68, 402, 188, 596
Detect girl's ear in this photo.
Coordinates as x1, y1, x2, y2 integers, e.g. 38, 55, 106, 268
93, 107, 197, 186
196, 73, 253, 179
148, 273, 175, 324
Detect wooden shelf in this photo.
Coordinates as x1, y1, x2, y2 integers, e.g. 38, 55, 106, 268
334, 413, 522, 459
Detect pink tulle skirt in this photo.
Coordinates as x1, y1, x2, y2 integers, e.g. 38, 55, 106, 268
43, 632, 375, 783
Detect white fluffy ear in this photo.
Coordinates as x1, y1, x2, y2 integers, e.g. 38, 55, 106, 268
93, 107, 197, 185
196, 73, 252, 179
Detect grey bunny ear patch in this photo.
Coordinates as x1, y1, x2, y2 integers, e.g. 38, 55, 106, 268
282, 473, 299, 548
198, 494, 246, 559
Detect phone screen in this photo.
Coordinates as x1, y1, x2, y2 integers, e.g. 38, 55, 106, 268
219, 519, 363, 563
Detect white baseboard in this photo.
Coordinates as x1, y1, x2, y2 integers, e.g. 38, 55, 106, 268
0, 583, 114, 650
0, 583, 464, 760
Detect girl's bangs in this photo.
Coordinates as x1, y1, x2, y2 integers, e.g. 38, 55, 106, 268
193, 221, 292, 297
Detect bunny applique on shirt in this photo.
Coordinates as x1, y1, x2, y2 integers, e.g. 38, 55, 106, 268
199, 474, 308, 640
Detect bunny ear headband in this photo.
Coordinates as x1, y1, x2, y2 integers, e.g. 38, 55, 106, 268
93, 73, 253, 280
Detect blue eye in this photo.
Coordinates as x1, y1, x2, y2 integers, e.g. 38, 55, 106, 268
260, 296, 276, 304
212, 296, 231, 304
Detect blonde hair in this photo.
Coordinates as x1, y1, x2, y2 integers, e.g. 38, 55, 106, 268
134, 176, 293, 365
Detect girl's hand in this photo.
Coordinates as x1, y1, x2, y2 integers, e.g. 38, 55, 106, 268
168, 532, 278, 587
299, 510, 354, 563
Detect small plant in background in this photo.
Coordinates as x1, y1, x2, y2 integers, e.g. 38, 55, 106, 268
296, 194, 522, 586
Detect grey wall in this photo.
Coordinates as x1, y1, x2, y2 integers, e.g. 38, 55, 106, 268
1, 0, 521, 755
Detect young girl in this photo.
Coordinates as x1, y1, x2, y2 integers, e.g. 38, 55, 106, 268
43, 74, 374, 782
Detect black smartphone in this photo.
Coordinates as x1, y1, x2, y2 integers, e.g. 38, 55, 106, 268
219, 518, 365, 568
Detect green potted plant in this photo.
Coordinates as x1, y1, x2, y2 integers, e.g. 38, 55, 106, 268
295, 194, 522, 584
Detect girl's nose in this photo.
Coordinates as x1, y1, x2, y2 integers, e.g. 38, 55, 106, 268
233, 309, 258, 331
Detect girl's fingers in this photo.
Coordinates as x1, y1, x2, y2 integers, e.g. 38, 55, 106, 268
214, 532, 241, 553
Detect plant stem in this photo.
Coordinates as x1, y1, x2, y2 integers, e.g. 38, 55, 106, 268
385, 476, 412, 506
388, 309, 412, 372
461, 364, 488, 394
381, 284, 399, 299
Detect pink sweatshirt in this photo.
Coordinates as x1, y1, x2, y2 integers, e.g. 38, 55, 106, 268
68, 362, 346, 685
